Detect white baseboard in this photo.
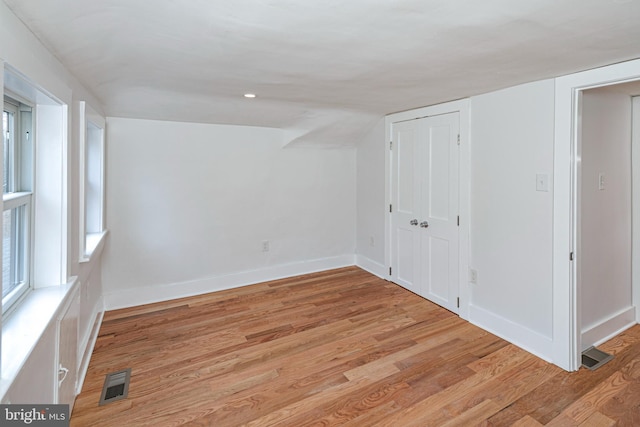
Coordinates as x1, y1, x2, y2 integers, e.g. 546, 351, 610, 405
355, 254, 387, 279
468, 304, 554, 363
104, 254, 356, 310
581, 306, 637, 350
76, 297, 104, 394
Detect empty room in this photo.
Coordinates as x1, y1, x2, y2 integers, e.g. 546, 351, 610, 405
1, 1, 640, 425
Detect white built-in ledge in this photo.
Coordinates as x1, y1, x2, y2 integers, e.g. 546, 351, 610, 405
80, 230, 108, 264
0, 278, 78, 400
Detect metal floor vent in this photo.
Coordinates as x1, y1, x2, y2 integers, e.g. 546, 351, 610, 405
99, 368, 132, 405
581, 346, 613, 371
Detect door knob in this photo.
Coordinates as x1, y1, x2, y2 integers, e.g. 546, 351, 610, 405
420, 221, 429, 228
410, 219, 418, 226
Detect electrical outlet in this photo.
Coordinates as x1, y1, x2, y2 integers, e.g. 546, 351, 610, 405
469, 268, 478, 284
262, 240, 270, 252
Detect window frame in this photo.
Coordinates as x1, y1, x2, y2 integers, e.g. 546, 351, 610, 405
78, 101, 106, 261
2, 95, 34, 316
1, 63, 73, 393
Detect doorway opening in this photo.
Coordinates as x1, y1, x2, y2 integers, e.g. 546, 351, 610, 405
575, 80, 640, 360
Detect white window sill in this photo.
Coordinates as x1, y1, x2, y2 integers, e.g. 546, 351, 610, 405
0, 278, 78, 401
80, 230, 108, 264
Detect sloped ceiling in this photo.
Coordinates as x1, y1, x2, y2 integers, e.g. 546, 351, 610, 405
4, 0, 640, 146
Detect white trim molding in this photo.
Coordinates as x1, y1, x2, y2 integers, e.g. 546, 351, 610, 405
581, 306, 636, 350
76, 297, 104, 395
355, 254, 386, 279
104, 254, 356, 310
469, 303, 554, 364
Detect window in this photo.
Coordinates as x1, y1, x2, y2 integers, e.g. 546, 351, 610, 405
2, 65, 70, 388
79, 102, 105, 259
2, 96, 33, 314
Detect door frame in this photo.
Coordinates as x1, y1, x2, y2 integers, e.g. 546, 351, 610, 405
554, 58, 640, 371
385, 99, 470, 320
634, 96, 640, 321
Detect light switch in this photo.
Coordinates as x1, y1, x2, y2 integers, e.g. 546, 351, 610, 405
536, 173, 549, 192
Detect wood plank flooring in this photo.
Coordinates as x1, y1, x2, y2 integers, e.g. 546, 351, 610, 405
71, 267, 640, 426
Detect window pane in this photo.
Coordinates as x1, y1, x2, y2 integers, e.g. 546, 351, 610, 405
86, 121, 103, 235
3, 109, 13, 194
2, 209, 12, 297
2, 206, 27, 300
3, 98, 33, 313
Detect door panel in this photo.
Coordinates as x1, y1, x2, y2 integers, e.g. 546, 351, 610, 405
422, 113, 459, 312
391, 112, 460, 312
397, 228, 416, 287
425, 236, 449, 302
391, 122, 421, 293
397, 128, 416, 214
428, 124, 452, 221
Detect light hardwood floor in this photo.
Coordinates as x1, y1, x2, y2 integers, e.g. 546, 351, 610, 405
71, 267, 640, 426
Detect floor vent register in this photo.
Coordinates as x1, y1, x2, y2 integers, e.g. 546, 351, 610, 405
99, 368, 132, 405
581, 346, 613, 371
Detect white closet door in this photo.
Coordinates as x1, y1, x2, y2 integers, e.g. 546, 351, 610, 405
391, 112, 460, 313
420, 112, 460, 312
391, 120, 422, 295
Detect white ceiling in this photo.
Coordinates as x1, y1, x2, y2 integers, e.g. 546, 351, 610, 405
4, 0, 640, 146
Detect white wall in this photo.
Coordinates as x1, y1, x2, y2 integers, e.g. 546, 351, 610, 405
102, 117, 357, 308
580, 88, 633, 348
469, 79, 555, 360
355, 118, 386, 276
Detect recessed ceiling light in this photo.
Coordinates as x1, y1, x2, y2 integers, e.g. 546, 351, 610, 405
244, 93, 256, 98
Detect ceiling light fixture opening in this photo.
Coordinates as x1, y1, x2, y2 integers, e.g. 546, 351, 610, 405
244, 93, 256, 98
